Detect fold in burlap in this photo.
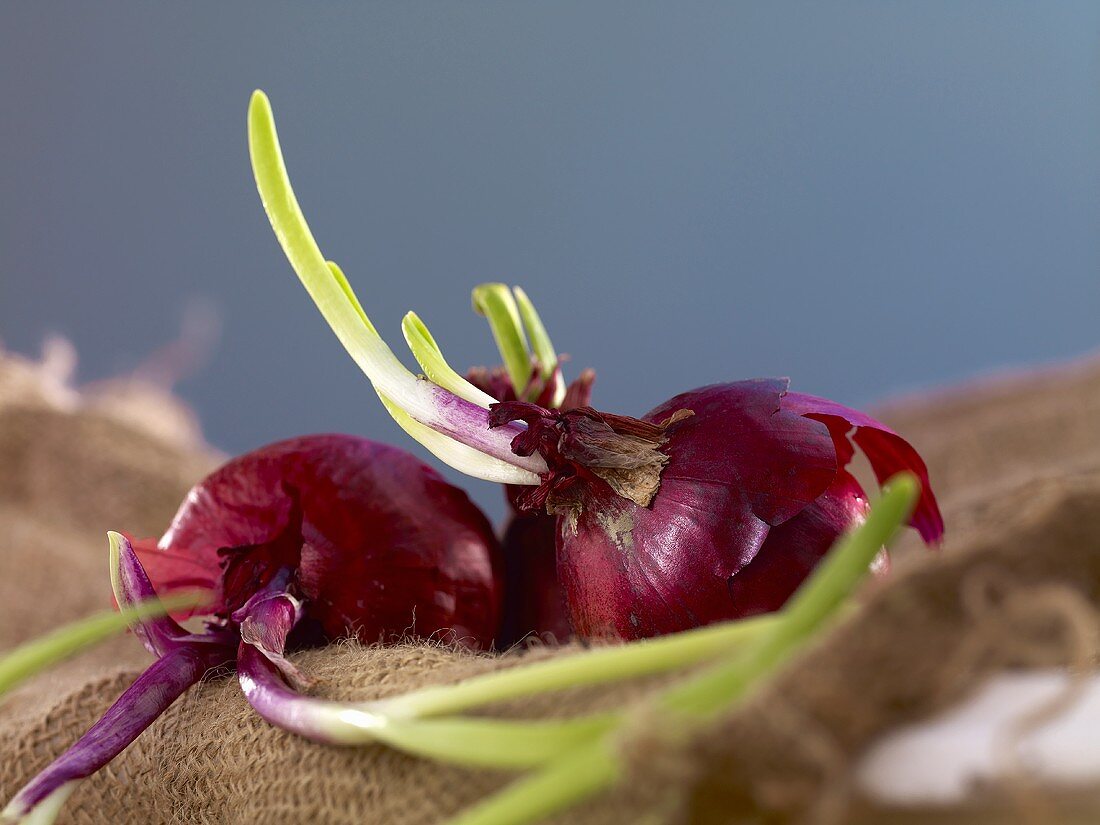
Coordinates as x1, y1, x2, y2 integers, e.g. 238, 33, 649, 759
2, 349, 1099, 824
674, 464, 1100, 824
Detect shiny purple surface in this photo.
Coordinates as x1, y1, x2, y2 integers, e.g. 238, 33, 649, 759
520, 381, 941, 640
6, 644, 229, 817
135, 434, 502, 649
114, 534, 233, 657
497, 509, 573, 646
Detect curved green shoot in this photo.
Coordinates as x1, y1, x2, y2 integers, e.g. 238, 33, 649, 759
472, 284, 532, 397
377, 612, 778, 720
351, 714, 618, 769
445, 474, 920, 825
248, 90, 406, 404
0, 592, 209, 699
327, 261, 377, 335
512, 287, 564, 407
402, 312, 497, 407
241, 642, 617, 769
247, 90, 544, 481
376, 390, 538, 484
448, 739, 618, 825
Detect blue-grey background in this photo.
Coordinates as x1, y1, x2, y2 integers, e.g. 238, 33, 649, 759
2, 3, 1098, 520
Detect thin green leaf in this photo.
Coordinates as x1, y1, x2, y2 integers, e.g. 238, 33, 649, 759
378, 612, 778, 720
472, 283, 531, 397
662, 473, 918, 714
512, 287, 564, 406
331, 713, 618, 769
249, 91, 398, 391
0, 592, 209, 698
248, 91, 542, 480
445, 740, 618, 825
327, 261, 378, 335
402, 312, 498, 407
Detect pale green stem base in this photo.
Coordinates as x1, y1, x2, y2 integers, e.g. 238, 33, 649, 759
378, 613, 777, 719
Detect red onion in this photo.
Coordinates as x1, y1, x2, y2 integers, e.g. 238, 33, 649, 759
490, 380, 942, 639
135, 433, 501, 647
5, 434, 502, 821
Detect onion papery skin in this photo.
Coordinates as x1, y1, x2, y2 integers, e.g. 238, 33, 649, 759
134, 434, 502, 649
493, 380, 942, 641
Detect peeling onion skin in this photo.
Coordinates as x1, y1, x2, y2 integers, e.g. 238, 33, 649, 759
134, 434, 502, 650
724, 469, 873, 618
496, 380, 942, 641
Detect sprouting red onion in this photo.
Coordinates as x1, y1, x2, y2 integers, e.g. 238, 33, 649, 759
134, 433, 502, 648
490, 379, 943, 640
247, 93, 942, 642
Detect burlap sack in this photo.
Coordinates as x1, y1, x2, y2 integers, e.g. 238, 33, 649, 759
878, 356, 1100, 497
1, 349, 1098, 824
0, 347, 218, 654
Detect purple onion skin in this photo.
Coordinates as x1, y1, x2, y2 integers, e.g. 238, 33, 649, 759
4, 644, 229, 817
466, 365, 595, 646
494, 380, 942, 641
496, 497, 573, 647
723, 469, 872, 618
134, 434, 502, 650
